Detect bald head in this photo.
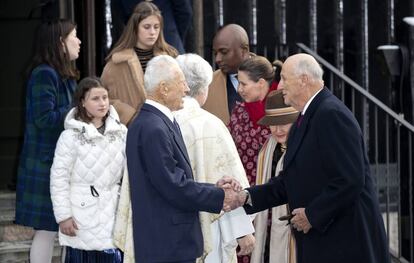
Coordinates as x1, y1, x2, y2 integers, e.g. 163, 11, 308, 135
284, 53, 324, 81
213, 24, 250, 74
215, 24, 249, 49
279, 53, 324, 111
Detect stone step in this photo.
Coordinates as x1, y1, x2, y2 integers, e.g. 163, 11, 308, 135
0, 223, 34, 243
0, 209, 14, 225
0, 240, 62, 263
0, 208, 35, 243
0, 191, 61, 262
0, 191, 15, 212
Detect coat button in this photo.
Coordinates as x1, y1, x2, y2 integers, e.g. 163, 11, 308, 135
81, 202, 85, 206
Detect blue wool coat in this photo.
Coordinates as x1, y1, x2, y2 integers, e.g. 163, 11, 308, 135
245, 88, 390, 263
15, 64, 77, 231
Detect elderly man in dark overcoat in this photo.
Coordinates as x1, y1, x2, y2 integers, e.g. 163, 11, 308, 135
230, 53, 390, 263
126, 55, 239, 263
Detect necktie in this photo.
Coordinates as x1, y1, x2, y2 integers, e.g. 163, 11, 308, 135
173, 118, 182, 137
297, 114, 304, 127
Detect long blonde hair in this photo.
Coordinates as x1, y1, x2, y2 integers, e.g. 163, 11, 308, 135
107, 1, 177, 60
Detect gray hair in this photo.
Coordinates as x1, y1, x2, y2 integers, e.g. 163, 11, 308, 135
144, 55, 181, 94
176, 54, 213, 97
294, 57, 324, 81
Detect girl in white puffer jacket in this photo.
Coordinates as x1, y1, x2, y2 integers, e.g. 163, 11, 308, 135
50, 77, 126, 262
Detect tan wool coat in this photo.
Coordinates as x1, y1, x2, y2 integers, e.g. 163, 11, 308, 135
101, 49, 168, 125
202, 70, 230, 125
101, 49, 145, 125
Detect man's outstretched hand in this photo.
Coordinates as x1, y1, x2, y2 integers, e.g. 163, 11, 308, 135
216, 175, 242, 191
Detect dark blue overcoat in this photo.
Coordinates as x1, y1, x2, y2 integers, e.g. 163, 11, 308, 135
127, 103, 224, 262
245, 88, 390, 263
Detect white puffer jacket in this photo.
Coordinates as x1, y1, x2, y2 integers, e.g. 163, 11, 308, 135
50, 106, 127, 250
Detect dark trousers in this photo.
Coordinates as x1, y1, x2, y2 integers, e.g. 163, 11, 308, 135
64, 247, 123, 263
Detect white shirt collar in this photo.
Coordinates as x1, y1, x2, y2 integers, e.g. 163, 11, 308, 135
302, 88, 323, 115
145, 99, 174, 122
229, 74, 239, 92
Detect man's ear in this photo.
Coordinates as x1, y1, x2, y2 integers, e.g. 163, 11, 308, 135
299, 74, 309, 86
241, 45, 250, 58
159, 81, 169, 96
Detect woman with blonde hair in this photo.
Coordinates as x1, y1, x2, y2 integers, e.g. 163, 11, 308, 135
101, 1, 177, 125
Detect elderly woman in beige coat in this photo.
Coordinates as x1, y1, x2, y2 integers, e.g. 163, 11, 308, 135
251, 89, 299, 263
101, 1, 177, 125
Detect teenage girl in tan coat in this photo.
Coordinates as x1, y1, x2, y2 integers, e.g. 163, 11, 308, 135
101, 1, 177, 125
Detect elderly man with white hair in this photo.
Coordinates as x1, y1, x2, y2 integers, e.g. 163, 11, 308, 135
124, 55, 241, 263
228, 53, 390, 263
174, 54, 255, 263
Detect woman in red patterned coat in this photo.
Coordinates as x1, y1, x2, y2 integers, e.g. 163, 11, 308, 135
228, 56, 280, 263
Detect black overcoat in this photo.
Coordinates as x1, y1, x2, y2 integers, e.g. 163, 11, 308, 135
245, 88, 390, 263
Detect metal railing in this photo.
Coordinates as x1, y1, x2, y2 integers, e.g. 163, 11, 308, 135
297, 42, 414, 262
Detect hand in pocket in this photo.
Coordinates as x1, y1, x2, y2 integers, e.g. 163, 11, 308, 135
59, 217, 78, 236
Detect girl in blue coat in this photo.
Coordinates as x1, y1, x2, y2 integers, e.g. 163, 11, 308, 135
15, 19, 81, 263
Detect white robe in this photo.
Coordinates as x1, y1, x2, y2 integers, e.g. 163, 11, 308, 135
175, 97, 255, 263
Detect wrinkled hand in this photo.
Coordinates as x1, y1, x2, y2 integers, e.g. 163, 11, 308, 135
291, 208, 312, 234
237, 234, 255, 256
216, 176, 242, 192
222, 187, 243, 212
59, 217, 78, 236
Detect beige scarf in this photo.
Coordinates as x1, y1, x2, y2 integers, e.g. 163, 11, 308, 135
251, 136, 296, 263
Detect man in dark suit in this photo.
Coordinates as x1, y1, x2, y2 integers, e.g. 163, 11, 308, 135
127, 55, 239, 262
230, 53, 390, 263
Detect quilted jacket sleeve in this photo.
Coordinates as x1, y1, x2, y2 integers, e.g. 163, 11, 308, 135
50, 130, 77, 223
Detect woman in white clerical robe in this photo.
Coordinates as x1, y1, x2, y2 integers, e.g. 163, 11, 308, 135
174, 53, 255, 263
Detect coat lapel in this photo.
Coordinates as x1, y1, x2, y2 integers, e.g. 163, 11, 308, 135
142, 104, 192, 167
284, 88, 331, 169
171, 127, 192, 168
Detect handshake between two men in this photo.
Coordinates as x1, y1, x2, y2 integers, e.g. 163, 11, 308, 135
216, 176, 247, 212
216, 176, 312, 234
